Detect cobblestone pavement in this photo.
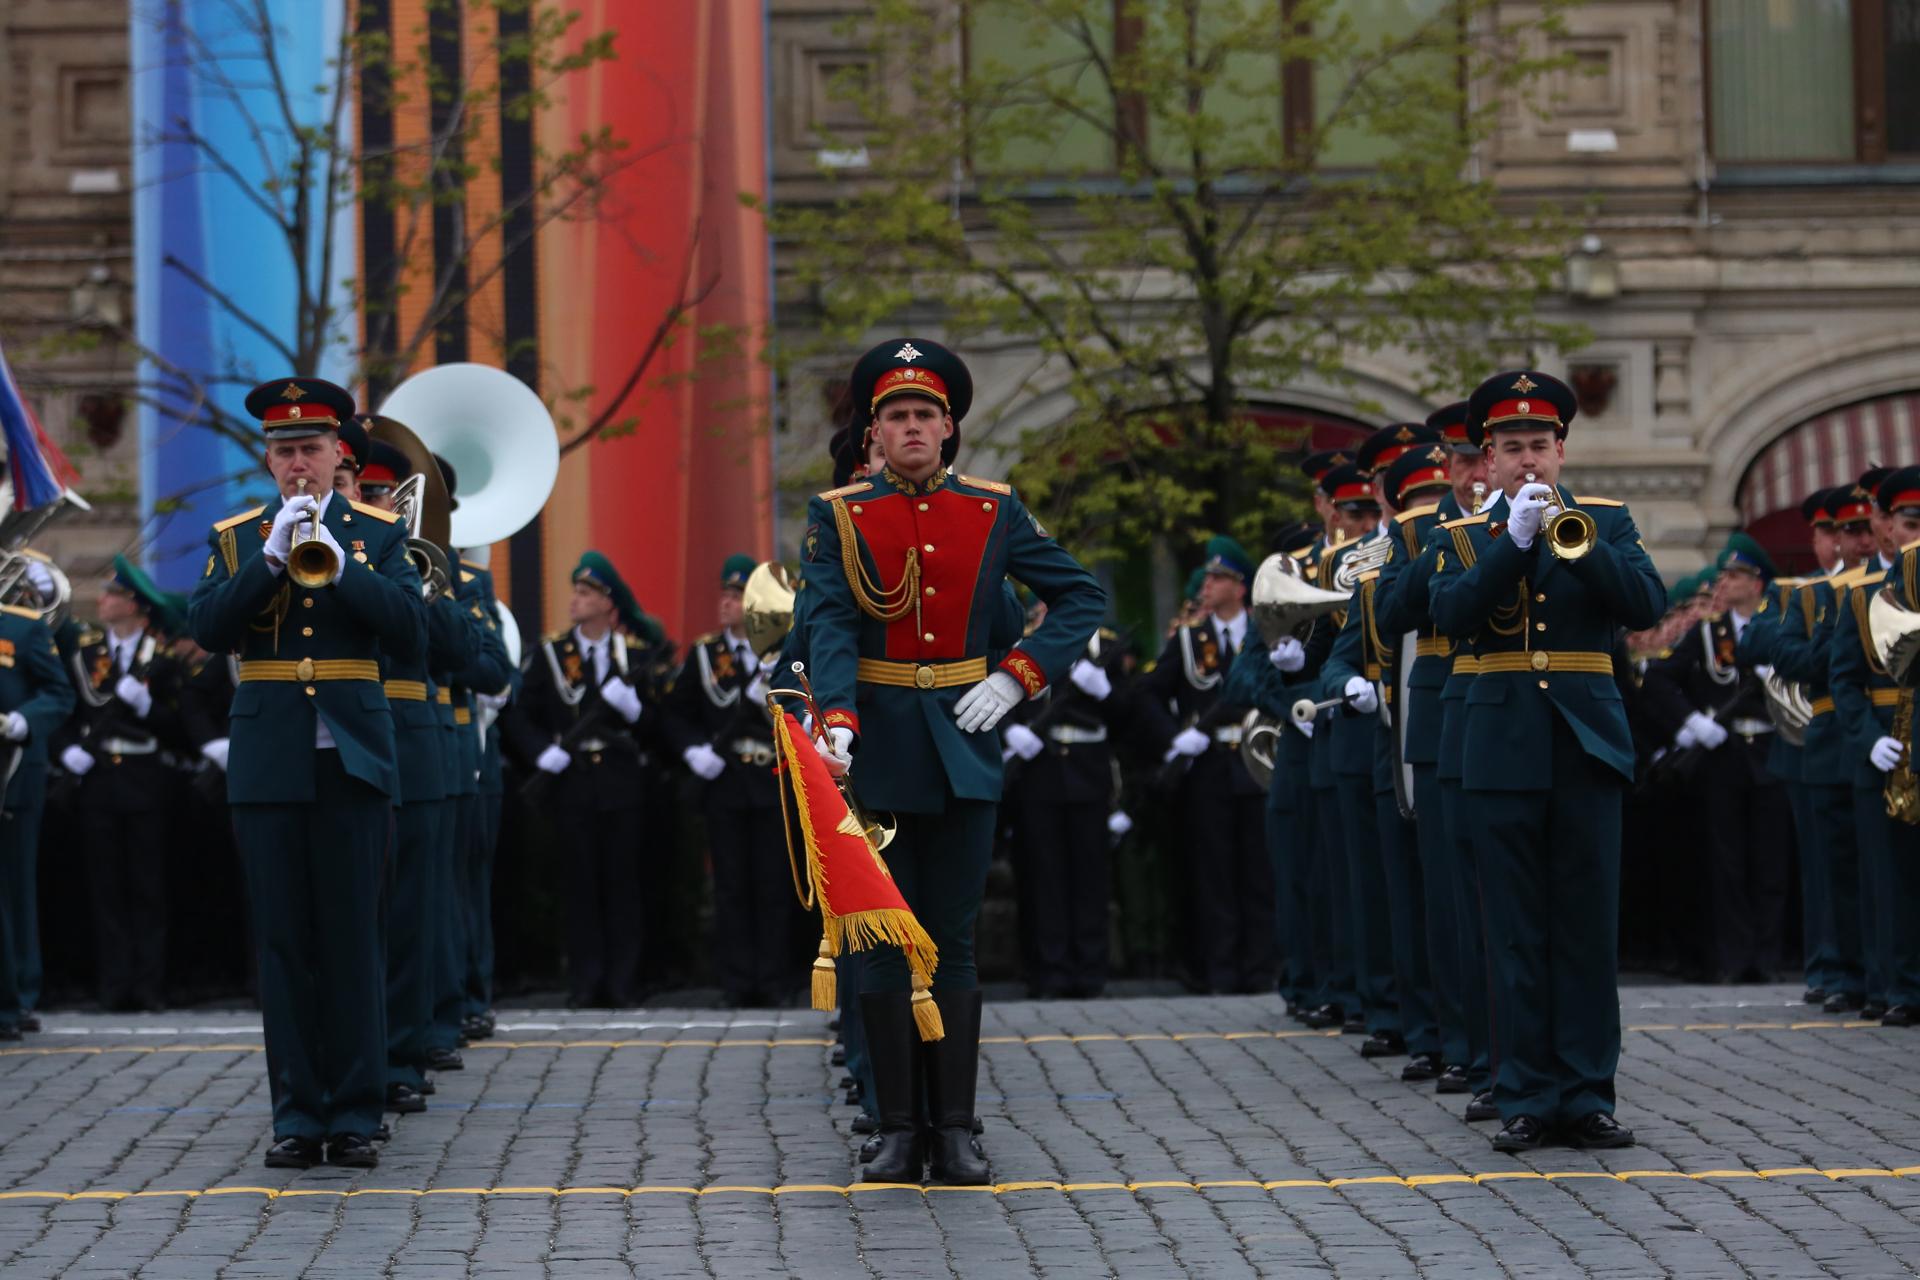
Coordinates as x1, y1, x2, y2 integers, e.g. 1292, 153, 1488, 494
1, 984, 1916, 1278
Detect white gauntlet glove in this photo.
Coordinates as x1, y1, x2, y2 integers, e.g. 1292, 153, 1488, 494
1683, 710, 1727, 751
1870, 735, 1905, 773
1106, 810, 1133, 837
1168, 726, 1210, 759
821, 726, 855, 776
1343, 676, 1378, 715
0, 712, 27, 743
61, 745, 95, 776
1269, 637, 1306, 673
599, 676, 642, 724
953, 670, 1024, 733
682, 743, 727, 781
1506, 483, 1555, 550
313, 523, 347, 584
263, 495, 316, 567
1002, 723, 1044, 760
201, 738, 230, 771
1068, 659, 1112, 701
536, 744, 571, 774
114, 674, 152, 720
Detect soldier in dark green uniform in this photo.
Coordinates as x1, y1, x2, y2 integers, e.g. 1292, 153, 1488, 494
803, 338, 1105, 1185
0, 596, 73, 1039
188, 377, 423, 1169
455, 547, 515, 1040
56, 556, 183, 1011
1428, 370, 1665, 1152
1863, 493, 1920, 1027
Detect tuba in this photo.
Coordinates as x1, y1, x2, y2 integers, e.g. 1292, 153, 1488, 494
365, 415, 454, 602
1332, 533, 1394, 594
378, 363, 560, 551
0, 547, 73, 633
743, 562, 798, 662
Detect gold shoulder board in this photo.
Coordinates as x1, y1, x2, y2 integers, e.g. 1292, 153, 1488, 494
957, 473, 1013, 496
459, 570, 477, 583
1287, 545, 1313, 561
349, 500, 401, 524
1393, 508, 1426, 526
1439, 513, 1490, 531
1573, 496, 1624, 508
213, 505, 268, 534
460, 558, 486, 572
0, 604, 41, 620
817, 481, 873, 501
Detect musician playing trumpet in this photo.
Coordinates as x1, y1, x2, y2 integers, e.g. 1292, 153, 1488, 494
1427, 370, 1665, 1154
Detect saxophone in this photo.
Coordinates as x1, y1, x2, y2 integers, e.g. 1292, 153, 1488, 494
1887, 687, 1920, 824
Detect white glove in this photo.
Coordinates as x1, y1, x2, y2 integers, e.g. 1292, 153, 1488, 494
1107, 810, 1133, 837
1870, 735, 1905, 773
1675, 724, 1698, 751
114, 673, 152, 719
25, 559, 55, 596
1752, 664, 1773, 681
1343, 676, 1378, 715
1683, 710, 1727, 750
61, 744, 95, 776
312, 523, 348, 584
263, 494, 316, 565
476, 690, 510, 714
1003, 723, 1044, 760
821, 726, 854, 776
536, 744, 571, 774
745, 672, 770, 707
1291, 716, 1315, 739
201, 737, 230, 771
683, 743, 727, 781
599, 676, 642, 724
0, 711, 27, 742
1269, 638, 1306, 673
1069, 659, 1112, 701
954, 670, 1025, 734
1171, 726, 1210, 758
1506, 483, 1555, 550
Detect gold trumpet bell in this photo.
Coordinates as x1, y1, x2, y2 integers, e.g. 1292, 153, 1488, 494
286, 480, 339, 588
1544, 507, 1598, 561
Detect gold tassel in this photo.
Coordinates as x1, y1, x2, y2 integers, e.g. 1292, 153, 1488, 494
910, 970, 944, 1042
810, 936, 837, 1011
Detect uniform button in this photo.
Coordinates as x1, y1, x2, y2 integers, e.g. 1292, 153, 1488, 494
1535, 593, 1547, 603
305, 686, 317, 696
851, 504, 863, 514
1534, 622, 1546, 631
591, 752, 603, 765
982, 502, 992, 511
923, 543, 934, 553
924, 586, 936, 597
302, 627, 314, 637
923, 632, 935, 642
1537, 679, 1549, 690
302, 597, 314, 609
918, 502, 929, 512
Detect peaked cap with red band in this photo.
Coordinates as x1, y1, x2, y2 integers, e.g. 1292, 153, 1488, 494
1799, 488, 1834, 527
1356, 422, 1441, 477
244, 377, 356, 440
1383, 444, 1454, 510
335, 415, 369, 473
1300, 449, 1353, 482
1877, 465, 1920, 517
1319, 462, 1377, 509
1465, 370, 1578, 447
1831, 485, 1875, 527
358, 439, 410, 489
1425, 401, 1475, 454
849, 338, 974, 457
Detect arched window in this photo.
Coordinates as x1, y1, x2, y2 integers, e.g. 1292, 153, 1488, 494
1737, 391, 1920, 571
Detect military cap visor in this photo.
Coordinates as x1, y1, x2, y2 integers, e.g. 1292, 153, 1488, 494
110, 554, 169, 618
245, 377, 356, 440
1718, 531, 1776, 581
1465, 371, 1577, 448
336, 416, 371, 473
359, 439, 412, 489
572, 550, 649, 636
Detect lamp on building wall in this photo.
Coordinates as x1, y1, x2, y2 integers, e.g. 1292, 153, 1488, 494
69, 263, 126, 329
1565, 234, 1619, 302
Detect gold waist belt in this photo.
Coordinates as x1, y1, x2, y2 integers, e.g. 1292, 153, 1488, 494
240, 659, 381, 684
1451, 656, 1481, 676
1809, 696, 1835, 717
855, 656, 988, 691
1476, 651, 1614, 675
454, 707, 473, 725
436, 687, 453, 705
1415, 637, 1452, 658
1363, 663, 1382, 681
384, 679, 428, 702
1872, 688, 1901, 708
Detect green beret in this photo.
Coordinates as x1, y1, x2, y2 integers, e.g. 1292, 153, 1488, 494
1717, 531, 1776, 581
1200, 535, 1255, 582
720, 554, 756, 589
572, 550, 649, 637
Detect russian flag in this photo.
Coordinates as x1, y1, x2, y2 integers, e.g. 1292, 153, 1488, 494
0, 338, 83, 514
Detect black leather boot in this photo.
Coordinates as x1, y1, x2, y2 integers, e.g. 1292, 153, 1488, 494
923, 989, 990, 1186
858, 991, 925, 1183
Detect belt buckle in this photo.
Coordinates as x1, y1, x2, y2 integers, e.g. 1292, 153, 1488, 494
295, 657, 316, 682
1530, 651, 1550, 672
913, 664, 936, 690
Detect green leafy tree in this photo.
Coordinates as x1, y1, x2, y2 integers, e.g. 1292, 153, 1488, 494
766, 0, 1585, 575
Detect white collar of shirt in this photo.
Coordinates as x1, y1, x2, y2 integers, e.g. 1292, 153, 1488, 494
573, 627, 612, 680
110, 628, 145, 671
1730, 608, 1750, 639
722, 626, 758, 672
1214, 611, 1248, 651
1879, 552, 1896, 572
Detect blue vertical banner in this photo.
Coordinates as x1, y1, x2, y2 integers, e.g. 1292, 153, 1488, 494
131, 0, 355, 588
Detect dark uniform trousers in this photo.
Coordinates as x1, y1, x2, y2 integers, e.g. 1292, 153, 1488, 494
557, 771, 644, 1007
1375, 777, 1439, 1057
1809, 778, 1863, 998
1183, 746, 1274, 994
1853, 783, 1893, 1005
1, 775, 50, 1022
1331, 732, 1396, 1033
1699, 735, 1794, 977
79, 756, 170, 1008
859, 798, 997, 993
705, 784, 791, 1001
1015, 740, 1114, 995
388, 797, 448, 1085
1269, 738, 1316, 1009
233, 751, 392, 1142
1440, 660, 1491, 1091
1307, 739, 1354, 1014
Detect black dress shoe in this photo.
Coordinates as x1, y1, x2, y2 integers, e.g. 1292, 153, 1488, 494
326, 1134, 379, 1168
265, 1137, 323, 1169
1863, 999, 1889, 1020
858, 1132, 883, 1163
1802, 987, 1826, 1005
828, 1016, 841, 1033
0, 1023, 19, 1042
1881, 1004, 1916, 1027
1491, 1115, 1547, 1153
1465, 1091, 1500, 1122
372, 1123, 391, 1143
1359, 1031, 1406, 1059
19, 1013, 41, 1032
1435, 1064, 1471, 1094
1823, 991, 1863, 1014
1401, 1052, 1442, 1082
418, 1077, 436, 1095
424, 1047, 464, 1071
830, 1045, 847, 1067
844, 1082, 863, 1106
851, 1113, 877, 1135
386, 1083, 427, 1114
1341, 1014, 1367, 1035
1563, 1113, 1635, 1149
1302, 1003, 1342, 1029
461, 1015, 494, 1041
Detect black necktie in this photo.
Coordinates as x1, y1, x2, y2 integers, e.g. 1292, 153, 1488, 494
1219, 625, 1236, 660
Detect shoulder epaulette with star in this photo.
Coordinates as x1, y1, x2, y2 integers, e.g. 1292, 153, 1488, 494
692, 630, 721, 647
817, 481, 873, 501
957, 473, 1012, 495
1439, 513, 1490, 530
1393, 508, 1428, 526
349, 500, 401, 524
545, 629, 570, 646
213, 505, 267, 533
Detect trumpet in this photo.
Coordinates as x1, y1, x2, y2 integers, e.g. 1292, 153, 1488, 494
1524, 472, 1597, 561
286, 479, 339, 588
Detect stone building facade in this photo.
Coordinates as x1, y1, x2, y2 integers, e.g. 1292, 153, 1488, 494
765, 0, 1920, 583
0, 0, 136, 582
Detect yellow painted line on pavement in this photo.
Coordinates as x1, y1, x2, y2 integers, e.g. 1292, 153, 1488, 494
4, 1167, 1917, 1204
0, 1019, 1900, 1060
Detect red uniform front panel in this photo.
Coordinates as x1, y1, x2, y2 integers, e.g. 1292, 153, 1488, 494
846, 488, 997, 661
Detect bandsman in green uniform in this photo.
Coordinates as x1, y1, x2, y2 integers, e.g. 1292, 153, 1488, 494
802, 338, 1105, 1185
1861, 498, 1920, 1027
188, 376, 424, 1169
0, 592, 74, 1039
1428, 370, 1665, 1152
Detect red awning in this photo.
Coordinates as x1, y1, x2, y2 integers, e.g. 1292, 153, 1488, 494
1738, 392, 1920, 526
